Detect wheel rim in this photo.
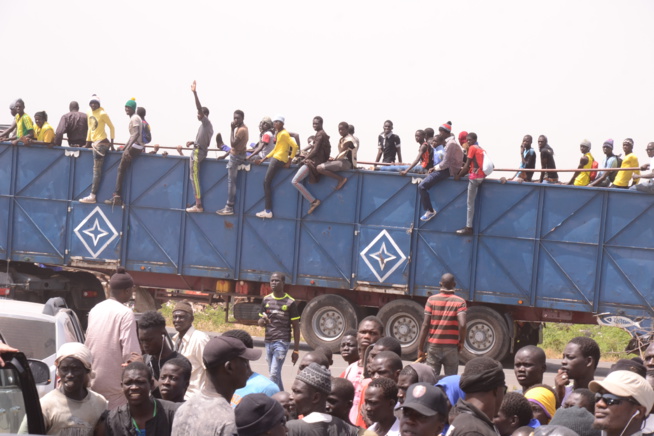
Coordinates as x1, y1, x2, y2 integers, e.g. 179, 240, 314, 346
387, 312, 419, 346
312, 305, 345, 342
465, 319, 496, 354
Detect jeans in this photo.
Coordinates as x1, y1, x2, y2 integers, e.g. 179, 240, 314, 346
114, 146, 142, 196
466, 178, 484, 228
265, 340, 290, 391
226, 153, 248, 207
91, 140, 111, 195
380, 165, 427, 173
630, 180, 654, 194
418, 169, 450, 212
291, 165, 315, 203
263, 158, 285, 211
426, 344, 459, 376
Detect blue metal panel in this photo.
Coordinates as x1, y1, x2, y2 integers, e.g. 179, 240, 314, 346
70, 148, 122, 202
129, 156, 186, 209
15, 148, 70, 200
0, 144, 13, 196
0, 197, 9, 259
67, 203, 123, 261
11, 197, 68, 264
297, 220, 354, 288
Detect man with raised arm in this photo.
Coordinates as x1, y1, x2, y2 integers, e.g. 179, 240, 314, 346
185, 80, 214, 213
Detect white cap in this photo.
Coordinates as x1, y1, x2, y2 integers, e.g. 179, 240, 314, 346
272, 115, 285, 123
589, 370, 654, 412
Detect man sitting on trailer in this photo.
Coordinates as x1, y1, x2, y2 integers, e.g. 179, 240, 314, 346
612, 138, 640, 189
630, 142, 654, 194
171, 300, 210, 399
589, 139, 619, 187
508, 135, 536, 182
54, 101, 88, 147
538, 135, 559, 184
0, 100, 18, 140
417, 273, 467, 376
316, 121, 357, 192
568, 139, 595, 186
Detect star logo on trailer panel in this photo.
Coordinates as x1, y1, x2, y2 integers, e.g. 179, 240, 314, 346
359, 229, 406, 283
74, 206, 119, 258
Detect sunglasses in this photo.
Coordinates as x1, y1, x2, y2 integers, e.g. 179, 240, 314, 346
595, 392, 639, 407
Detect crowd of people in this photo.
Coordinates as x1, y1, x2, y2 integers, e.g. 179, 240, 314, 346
1, 268, 652, 436
3, 83, 654, 234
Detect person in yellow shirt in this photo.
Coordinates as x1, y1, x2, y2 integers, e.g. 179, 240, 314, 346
80, 94, 115, 204
28, 111, 55, 147
254, 115, 298, 219
11, 99, 34, 145
612, 138, 640, 189
568, 139, 594, 186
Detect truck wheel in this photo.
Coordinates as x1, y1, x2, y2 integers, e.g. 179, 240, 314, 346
377, 299, 424, 360
460, 306, 510, 363
301, 294, 358, 353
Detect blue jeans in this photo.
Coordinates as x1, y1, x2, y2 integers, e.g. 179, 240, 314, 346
226, 153, 248, 207
265, 340, 290, 390
418, 169, 450, 212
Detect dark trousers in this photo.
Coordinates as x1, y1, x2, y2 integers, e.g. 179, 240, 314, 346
115, 147, 142, 196
418, 169, 450, 212
263, 158, 285, 211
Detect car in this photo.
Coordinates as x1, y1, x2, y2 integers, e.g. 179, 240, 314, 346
0, 298, 85, 398
0, 348, 48, 434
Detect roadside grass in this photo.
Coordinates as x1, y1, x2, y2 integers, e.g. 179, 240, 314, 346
542, 323, 634, 362
161, 301, 265, 337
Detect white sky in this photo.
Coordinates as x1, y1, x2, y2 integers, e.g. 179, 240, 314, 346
2, 0, 653, 175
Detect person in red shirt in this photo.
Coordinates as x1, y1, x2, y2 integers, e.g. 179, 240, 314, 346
455, 132, 485, 236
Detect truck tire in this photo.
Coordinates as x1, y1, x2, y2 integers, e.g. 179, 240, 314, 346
460, 306, 510, 363
377, 299, 424, 360
300, 294, 358, 354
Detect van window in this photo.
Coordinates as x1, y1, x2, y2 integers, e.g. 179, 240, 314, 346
0, 366, 27, 433
0, 318, 55, 360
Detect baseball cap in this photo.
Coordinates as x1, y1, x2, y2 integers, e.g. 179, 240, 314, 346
589, 370, 654, 412
203, 336, 261, 368
273, 115, 285, 123
396, 382, 448, 417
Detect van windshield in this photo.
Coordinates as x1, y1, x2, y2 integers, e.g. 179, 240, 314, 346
0, 318, 55, 360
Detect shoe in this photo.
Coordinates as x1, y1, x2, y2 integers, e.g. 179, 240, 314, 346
186, 205, 204, 213
307, 200, 321, 214
256, 210, 273, 219
216, 206, 234, 215
104, 195, 123, 206
420, 210, 437, 222
79, 194, 96, 204
456, 227, 473, 235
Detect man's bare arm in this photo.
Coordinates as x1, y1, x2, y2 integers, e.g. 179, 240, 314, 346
191, 80, 204, 118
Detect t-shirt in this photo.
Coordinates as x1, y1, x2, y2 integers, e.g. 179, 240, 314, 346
424, 290, 467, 345
144, 350, 191, 392
378, 132, 401, 163
369, 417, 401, 436
171, 388, 236, 436
539, 144, 558, 179
420, 143, 434, 170
86, 107, 115, 143
286, 412, 359, 436
103, 398, 179, 436
232, 124, 249, 154
574, 152, 594, 186
18, 387, 107, 435
195, 116, 213, 151
35, 122, 55, 143
599, 155, 619, 182
258, 130, 276, 159
260, 293, 300, 342
467, 145, 485, 179
230, 372, 280, 406
266, 129, 298, 163
341, 362, 364, 424
126, 114, 144, 149
15, 113, 34, 139
85, 299, 141, 409
433, 144, 445, 167
613, 153, 640, 187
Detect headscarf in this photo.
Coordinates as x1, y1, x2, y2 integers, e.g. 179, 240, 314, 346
525, 387, 557, 419
459, 131, 468, 144
55, 342, 95, 385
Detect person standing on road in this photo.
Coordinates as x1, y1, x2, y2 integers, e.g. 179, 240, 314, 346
554, 336, 600, 404
513, 345, 547, 393
217, 110, 249, 215
54, 101, 88, 147
85, 267, 141, 409
159, 358, 192, 403
417, 273, 466, 376
80, 94, 115, 204
185, 80, 214, 213
258, 272, 301, 391
171, 300, 210, 399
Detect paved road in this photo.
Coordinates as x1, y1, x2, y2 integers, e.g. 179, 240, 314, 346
181, 330, 614, 391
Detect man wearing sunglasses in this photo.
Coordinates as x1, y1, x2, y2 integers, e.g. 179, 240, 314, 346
589, 370, 654, 436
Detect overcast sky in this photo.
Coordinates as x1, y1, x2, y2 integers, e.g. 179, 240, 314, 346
2, 0, 653, 174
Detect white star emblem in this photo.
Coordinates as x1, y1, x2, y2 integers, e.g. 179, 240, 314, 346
82, 218, 109, 246
369, 242, 397, 271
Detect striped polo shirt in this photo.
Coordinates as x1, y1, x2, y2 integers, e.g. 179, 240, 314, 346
424, 290, 467, 345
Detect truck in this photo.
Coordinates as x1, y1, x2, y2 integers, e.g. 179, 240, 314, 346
2, 141, 653, 361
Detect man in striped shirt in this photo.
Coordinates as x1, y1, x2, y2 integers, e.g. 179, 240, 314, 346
417, 273, 467, 376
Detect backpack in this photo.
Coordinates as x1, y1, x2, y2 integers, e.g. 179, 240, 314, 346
142, 121, 152, 144
473, 146, 494, 177
589, 160, 599, 181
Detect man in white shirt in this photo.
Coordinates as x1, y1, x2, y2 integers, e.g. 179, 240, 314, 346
171, 300, 210, 399
366, 377, 400, 436
631, 142, 654, 194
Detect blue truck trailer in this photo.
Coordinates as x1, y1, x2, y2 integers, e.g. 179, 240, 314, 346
1, 142, 653, 360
